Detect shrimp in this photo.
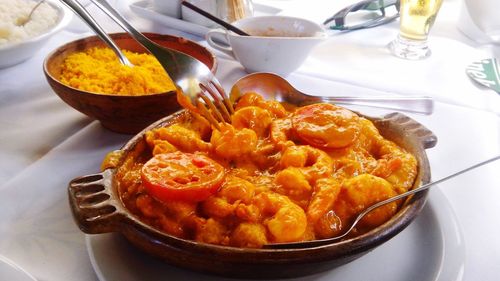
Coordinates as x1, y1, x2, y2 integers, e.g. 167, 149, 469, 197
232, 106, 273, 137
306, 177, 342, 223
270, 117, 294, 147
370, 138, 417, 194
135, 193, 197, 238
371, 157, 403, 179
147, 124, 211, 153
300, 177, 343, 239
329, 147, 378, 179
353, 117, 383, 152
145, 130, 177, 155
194, 218, 229, 245
377, 151, 417, 193
210, 123, 258, 160
292, 103, 361, 148
235, 92, 287, 118
279, 145, 334, 182
230, 223, 268, 248
334, 174, 398, 230
252, 192, 307, 243
274, 167, 312, 208
356, 117, 418, 194
202, 176, 256, 219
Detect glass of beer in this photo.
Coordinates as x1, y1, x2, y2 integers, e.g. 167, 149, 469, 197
389, 0, 444, 60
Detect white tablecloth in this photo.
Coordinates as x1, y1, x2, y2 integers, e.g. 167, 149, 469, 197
1, 0, 499, 280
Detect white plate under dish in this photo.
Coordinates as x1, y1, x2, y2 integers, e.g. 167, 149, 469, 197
129, 0, 282, 37
86, 188, 465, 281
0, 255, 37, 281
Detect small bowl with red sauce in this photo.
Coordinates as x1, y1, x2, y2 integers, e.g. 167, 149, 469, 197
68, 83, 437, 279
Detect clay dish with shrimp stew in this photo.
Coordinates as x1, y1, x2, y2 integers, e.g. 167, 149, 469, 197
68, 84, 437, 279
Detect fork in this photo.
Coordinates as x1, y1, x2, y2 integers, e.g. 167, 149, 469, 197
61, 0, 233, 129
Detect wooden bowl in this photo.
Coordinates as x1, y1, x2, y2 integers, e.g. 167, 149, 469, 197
43, 33, 217, 134
68, 110, 437, 279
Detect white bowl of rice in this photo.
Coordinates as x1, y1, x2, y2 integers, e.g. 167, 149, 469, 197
0, 0, 72, 68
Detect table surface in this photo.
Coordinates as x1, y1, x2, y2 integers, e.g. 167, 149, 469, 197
1, 0, 499, 280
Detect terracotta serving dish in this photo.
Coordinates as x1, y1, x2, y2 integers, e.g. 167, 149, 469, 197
44, 32, 217, 134
68, 109, 437, 279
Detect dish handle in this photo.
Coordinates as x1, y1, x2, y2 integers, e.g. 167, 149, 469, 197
68, 169, 127, 234
383, 112, 438, 149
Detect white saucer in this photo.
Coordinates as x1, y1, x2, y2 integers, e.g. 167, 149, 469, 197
0, 255, 37, 281
86, 188, 465, 281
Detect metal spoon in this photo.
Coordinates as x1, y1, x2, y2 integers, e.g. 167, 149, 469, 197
18, 0, 45, 26
59, 0, 133, 66
230, 72, 434, 114
17, 0, 45, 26
265, 154, 500, 249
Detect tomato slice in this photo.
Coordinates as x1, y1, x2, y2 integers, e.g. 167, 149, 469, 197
141, 151, 225, 202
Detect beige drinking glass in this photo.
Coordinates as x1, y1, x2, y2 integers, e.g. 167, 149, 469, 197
389, 0, 444, 60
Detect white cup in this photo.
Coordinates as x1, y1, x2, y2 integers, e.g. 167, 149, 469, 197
458, 0, 500, 44
205, 16, 327, 76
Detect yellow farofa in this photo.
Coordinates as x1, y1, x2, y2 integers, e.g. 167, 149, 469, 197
59, 47, 176, 95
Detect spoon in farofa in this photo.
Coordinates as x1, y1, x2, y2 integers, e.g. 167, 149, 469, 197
59, 0, 133, 66
265, 154, 500, 249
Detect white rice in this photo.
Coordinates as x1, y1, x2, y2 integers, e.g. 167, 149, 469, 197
0, 0, 59, 46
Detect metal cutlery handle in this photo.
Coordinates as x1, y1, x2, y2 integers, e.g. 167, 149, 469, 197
321, 96, 434, 115
89, 0, 151, 48
89, 0, 188, 76
59, 0, 132, 66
